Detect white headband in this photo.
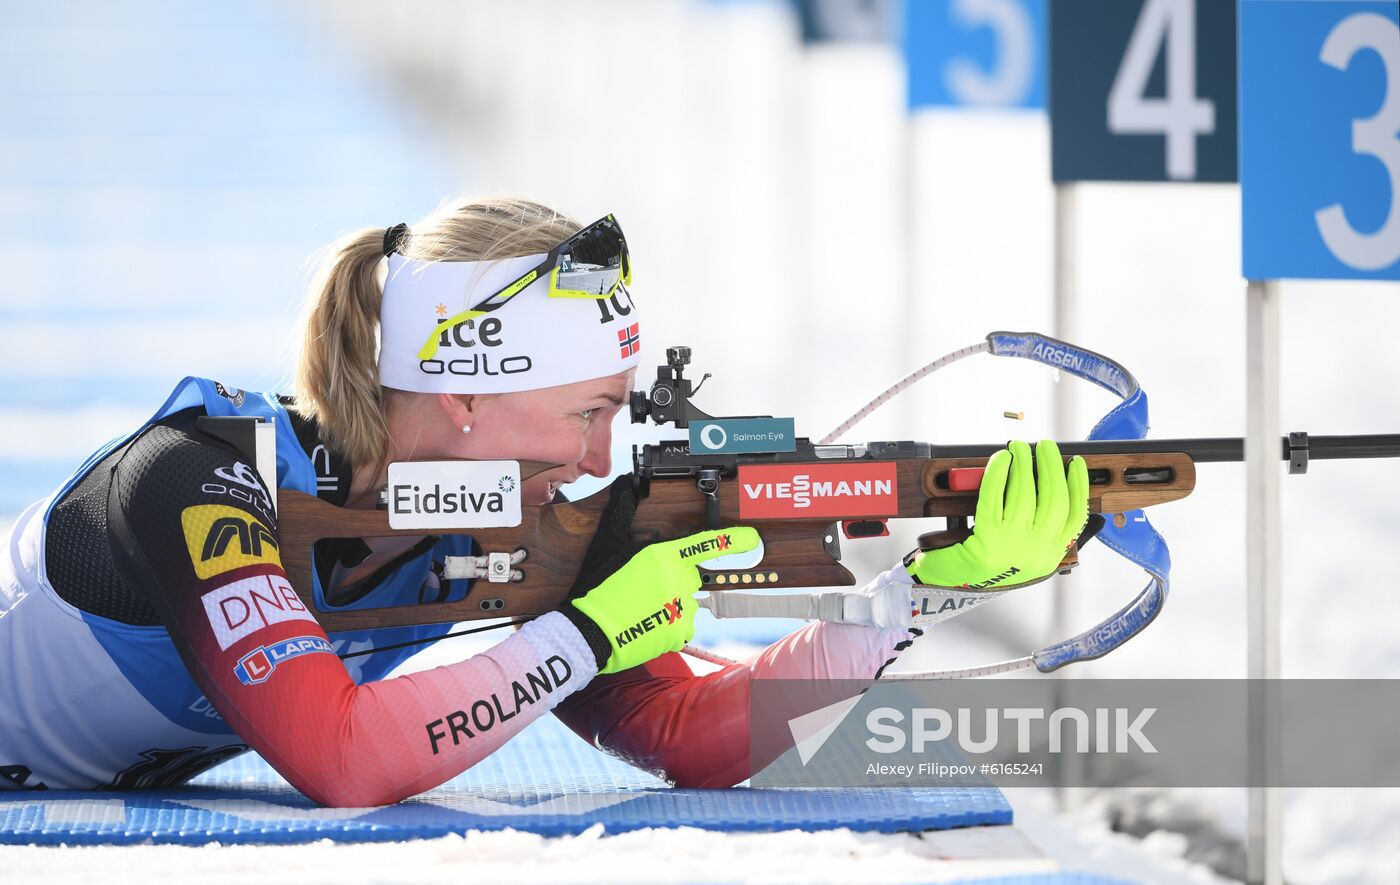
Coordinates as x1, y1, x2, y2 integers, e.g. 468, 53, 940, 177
379, 252, 641, 394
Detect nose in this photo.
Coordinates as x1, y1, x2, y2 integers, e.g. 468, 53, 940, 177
577, 415, 614, 478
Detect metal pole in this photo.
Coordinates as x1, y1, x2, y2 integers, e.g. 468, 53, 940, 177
1245, 279, 1283, 885
1052, 182, 1082, 811
900, 114, 919, 438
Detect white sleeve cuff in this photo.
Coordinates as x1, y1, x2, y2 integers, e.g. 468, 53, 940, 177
515, 611, 600, 693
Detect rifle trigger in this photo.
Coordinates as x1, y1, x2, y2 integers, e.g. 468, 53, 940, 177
697, 468, 721, 530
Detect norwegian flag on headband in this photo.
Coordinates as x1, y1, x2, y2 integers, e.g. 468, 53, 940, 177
618, 323, 640, 359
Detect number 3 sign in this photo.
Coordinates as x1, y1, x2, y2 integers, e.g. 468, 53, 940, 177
1241, 0, 1400, 279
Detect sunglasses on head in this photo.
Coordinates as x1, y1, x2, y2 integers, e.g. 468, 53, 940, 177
417, 214, 632, 362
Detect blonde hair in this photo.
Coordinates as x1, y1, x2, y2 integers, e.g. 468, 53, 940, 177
291, 195, 580, 469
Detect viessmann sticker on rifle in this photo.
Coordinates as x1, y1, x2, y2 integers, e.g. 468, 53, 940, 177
737, 463, 898, 519
386, 460, 522, 530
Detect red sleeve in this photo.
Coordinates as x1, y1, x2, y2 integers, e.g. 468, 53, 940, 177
552, 621, 910, 787
110, 422, 598, 807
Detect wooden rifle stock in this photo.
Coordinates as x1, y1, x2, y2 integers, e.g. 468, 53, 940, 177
279, 451, 1196, 633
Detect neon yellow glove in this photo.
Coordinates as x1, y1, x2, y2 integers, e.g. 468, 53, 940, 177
906, 439, 1088, 589
563, 526, 760, 674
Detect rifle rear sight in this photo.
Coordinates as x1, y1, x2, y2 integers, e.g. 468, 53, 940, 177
629, 345, 715, 428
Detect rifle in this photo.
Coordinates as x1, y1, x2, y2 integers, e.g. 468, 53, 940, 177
271, 336, 1399, 670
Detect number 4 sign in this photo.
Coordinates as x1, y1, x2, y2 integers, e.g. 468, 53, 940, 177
1050, 0, 1238, 183
1241, 0, 1400, 279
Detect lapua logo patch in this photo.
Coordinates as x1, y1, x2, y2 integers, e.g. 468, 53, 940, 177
234, 635, 335, 685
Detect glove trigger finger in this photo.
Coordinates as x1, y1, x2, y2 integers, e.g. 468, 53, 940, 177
1033, 438, 1068, 533
975, 449, 1012, 529
1005, 440, 1035, 529
666, 525, 761, 565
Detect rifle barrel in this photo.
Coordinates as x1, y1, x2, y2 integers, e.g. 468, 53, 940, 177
927, 434, 1400, 464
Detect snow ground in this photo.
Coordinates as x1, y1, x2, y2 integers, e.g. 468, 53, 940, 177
0, 820, 1221, 885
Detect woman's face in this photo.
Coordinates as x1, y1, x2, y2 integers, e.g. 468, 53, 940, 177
454, 369, 637, 504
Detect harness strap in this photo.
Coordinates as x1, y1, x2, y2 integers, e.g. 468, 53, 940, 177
987, 332, 1169, 672
691, 331, 1173, 676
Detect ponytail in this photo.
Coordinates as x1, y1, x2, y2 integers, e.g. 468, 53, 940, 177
290, 226, 395, 471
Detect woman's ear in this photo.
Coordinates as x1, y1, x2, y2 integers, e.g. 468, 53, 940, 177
436, 393, 488, 431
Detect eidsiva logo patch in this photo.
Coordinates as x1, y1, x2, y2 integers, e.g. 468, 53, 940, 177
386, 460, 522, 530
737, 462, 899, 519
181, 504, 280, 579
234, 635, 335, 685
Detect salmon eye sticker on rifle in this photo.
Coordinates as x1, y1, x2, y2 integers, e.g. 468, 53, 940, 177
737, 463, 899, 519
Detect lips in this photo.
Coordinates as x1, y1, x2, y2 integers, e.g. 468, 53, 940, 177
538, 473, 580, 504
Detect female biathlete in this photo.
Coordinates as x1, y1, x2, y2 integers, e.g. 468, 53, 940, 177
0, 196, 1088, 806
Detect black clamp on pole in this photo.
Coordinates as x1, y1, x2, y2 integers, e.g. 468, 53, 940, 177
1288, 431, 1310, 475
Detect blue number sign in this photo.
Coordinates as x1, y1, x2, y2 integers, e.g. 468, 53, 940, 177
1051, 0, 1237, 183
1241, 0, 1400, 280
904, 0, 1047, 110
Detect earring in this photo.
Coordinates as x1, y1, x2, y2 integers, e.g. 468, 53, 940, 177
461, 424, 472, 434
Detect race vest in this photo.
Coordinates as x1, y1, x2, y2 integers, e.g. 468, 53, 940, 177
0, 377, 457, 790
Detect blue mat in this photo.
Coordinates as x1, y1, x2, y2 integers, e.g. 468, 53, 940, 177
0, 714, 1010, 846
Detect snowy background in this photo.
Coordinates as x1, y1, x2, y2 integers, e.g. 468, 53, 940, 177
1, 0, 1397, 882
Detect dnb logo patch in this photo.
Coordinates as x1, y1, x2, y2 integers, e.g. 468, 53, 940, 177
234, 635, 335, 685
181, 504, 280, 579
201, 573, 315, 650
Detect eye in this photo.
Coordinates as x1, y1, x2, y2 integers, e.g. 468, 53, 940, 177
578, 408, 597, 421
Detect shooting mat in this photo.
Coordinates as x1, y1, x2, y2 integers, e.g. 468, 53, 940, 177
0, 713, 1010, 846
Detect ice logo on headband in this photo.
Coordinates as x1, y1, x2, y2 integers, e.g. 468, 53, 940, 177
418, 287, 636, 380
414, 285, 635, 378
420, 303, 533, 379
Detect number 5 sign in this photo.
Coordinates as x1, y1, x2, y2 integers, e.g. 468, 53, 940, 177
904, 0, 1047, 110
1050, 0, 1238, 182
1241, 0, 1400, 280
